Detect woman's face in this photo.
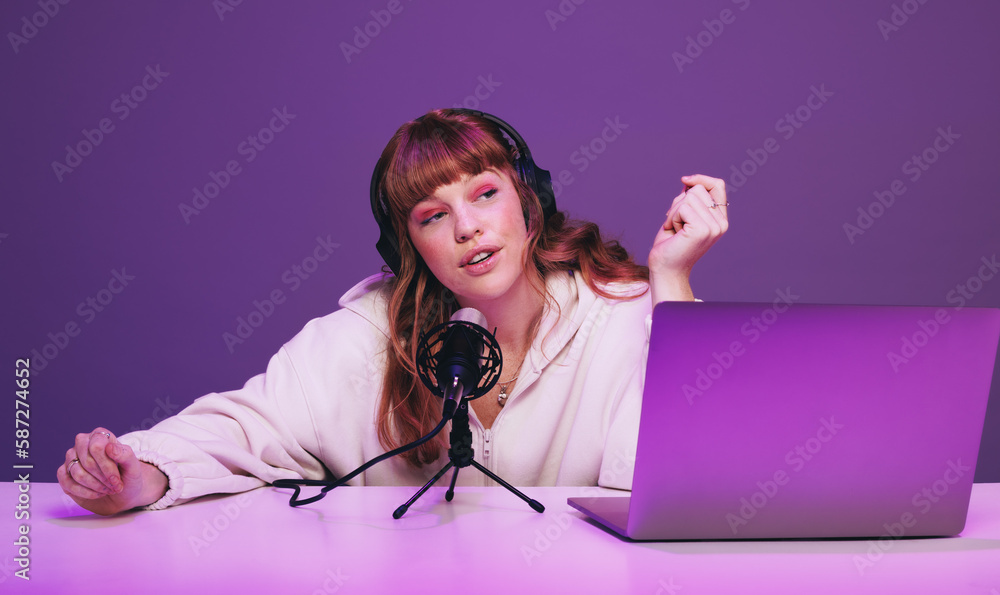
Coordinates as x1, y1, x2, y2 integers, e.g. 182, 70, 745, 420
406, 168, 530, 311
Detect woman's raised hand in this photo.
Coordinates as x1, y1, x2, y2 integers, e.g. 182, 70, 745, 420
648, 174, 729, 303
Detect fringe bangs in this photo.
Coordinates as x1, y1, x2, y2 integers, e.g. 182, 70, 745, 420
383, 113, 515, 221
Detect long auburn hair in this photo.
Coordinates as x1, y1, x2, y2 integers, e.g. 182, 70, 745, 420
373, 109, 649, 467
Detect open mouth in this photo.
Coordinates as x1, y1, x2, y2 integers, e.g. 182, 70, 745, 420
466, 251, 494, 266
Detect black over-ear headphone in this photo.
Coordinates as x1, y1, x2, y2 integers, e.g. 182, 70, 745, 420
369, 109, 556, 276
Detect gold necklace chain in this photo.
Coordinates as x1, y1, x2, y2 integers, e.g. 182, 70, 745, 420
496, 349, 525, 407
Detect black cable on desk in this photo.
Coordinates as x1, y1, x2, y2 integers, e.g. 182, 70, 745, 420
272, 416, 449, 507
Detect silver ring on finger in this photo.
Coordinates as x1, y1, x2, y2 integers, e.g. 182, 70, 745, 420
708, 202, 731, 209
68, 458, 80, 472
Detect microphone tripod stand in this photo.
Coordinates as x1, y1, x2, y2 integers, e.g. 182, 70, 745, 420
393, 399, 545, 519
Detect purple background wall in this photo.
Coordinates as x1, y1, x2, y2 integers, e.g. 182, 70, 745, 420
2, 0, 998, 483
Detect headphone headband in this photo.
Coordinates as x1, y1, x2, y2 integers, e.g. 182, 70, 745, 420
370, 109, 556, 276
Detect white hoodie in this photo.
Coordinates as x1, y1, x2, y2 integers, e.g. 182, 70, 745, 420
118, 270, 652, 509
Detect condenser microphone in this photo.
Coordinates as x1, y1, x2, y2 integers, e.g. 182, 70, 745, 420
415, 308, 503, 420
438, 309, 488, 417
276, 307, 543, 515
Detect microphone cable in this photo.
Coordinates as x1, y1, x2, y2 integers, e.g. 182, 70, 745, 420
273, 415, 450, 507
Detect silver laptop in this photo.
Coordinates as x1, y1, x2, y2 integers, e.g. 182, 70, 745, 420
569, 302, 1000, 540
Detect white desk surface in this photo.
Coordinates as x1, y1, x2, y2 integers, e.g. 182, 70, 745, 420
2, 482, 999, 594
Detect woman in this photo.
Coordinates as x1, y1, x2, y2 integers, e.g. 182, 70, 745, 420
56, 109, 728, 515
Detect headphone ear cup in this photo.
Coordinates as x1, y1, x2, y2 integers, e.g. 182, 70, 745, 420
532, 165, 556, 221
375, 224, 402, 276
371, 164, 403, 276
514, 155, 556, 222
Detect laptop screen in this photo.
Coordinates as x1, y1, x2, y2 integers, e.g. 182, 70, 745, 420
626, 302, 1000, 540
